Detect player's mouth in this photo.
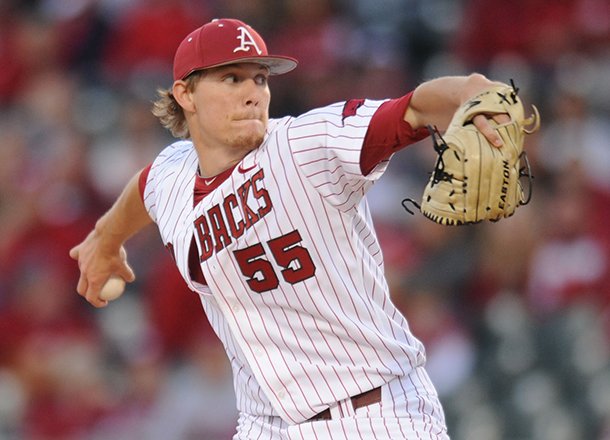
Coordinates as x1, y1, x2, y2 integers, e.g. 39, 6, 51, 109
233, 115, 261, 122
232, 117, 265, 130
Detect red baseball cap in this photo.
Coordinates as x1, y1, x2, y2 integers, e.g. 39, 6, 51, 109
173, 18, 298, 81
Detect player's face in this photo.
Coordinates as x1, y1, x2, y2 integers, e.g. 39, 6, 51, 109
190, 63, 270, 153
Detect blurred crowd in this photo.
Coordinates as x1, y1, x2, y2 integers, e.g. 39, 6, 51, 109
0, 0, 609, 439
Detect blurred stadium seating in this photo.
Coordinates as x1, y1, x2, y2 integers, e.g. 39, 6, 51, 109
0, 0, 608, 438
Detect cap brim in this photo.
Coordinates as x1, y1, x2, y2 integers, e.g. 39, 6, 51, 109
187, 55, 298, 77
249, 56, 298, 75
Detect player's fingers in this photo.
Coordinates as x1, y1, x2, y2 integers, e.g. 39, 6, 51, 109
85, 282, 109, 308
492, 113, 511, 125
473, 114, 503, 147
69, 245, 80, 260
87, 297, 109, 308
116, 247, 135, 282
76, 274, 88, 296
118, 262, 136, 283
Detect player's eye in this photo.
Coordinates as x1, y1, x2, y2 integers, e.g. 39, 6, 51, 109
222, 74, 239, 84
254, 74, 268, 86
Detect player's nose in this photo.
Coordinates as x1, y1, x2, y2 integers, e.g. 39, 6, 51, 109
242, 79, 263, 107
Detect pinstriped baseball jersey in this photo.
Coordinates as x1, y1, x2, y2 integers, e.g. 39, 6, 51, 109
142, 98, 428, 425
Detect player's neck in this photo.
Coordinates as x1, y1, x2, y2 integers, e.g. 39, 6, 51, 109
190, 127, 262, 177
194, 143, 251, 178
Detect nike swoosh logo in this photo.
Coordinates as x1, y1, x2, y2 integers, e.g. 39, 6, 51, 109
203, 177, 217, 185
238, 164, 257, 174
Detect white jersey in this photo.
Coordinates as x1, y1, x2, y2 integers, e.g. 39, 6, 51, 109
142, 99, 427, 425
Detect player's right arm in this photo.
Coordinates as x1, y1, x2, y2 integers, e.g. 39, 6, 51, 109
69, 169, 153, 307
404, 73, 509, 146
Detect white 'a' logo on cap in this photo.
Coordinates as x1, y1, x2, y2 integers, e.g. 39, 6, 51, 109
233, 26, 263, 55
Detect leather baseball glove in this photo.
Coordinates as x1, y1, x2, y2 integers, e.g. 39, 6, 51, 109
404, 83, 540, 225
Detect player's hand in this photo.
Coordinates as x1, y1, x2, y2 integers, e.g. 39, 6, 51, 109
459, 76, 512, 148
69, 231, 135, 308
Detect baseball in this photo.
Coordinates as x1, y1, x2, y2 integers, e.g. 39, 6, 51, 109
99, 276, 126, 301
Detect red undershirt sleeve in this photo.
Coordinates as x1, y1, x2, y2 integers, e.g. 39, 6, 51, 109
138, 163, 152, 203
360, 91, 430, 176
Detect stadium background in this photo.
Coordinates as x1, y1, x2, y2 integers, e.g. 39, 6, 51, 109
0, 0, 609, 438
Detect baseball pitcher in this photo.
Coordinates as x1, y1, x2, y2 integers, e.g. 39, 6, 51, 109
70, 18, 538, 439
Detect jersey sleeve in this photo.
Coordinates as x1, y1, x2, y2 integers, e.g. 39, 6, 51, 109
138, 163, 152, 201
359, 92, 430, 176
286, 95, 425, 210
140, 162, 158, 223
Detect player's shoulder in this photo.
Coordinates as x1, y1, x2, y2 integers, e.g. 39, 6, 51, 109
294, 101, 346, 123
267, 116, 293, 133
155, 140, 195, 162
152, 140, 198, 173
288, 99, 387, 128
158, 139, 194, 157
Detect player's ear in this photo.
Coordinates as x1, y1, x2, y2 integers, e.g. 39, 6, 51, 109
172, 80, 196, 113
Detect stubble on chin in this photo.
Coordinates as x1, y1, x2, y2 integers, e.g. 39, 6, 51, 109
232, 132, 265, 152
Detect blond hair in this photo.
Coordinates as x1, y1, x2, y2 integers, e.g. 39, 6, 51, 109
151, 71, 204, 139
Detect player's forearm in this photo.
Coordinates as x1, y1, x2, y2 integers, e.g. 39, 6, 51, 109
404, 73, 502, 131
94, 172, 153, 251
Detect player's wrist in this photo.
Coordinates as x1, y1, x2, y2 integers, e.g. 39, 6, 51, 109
93, 216, 126, 253
458, 74, 505, 105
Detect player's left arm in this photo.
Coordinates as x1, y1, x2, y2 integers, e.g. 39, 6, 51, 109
405, 73, 510, 147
